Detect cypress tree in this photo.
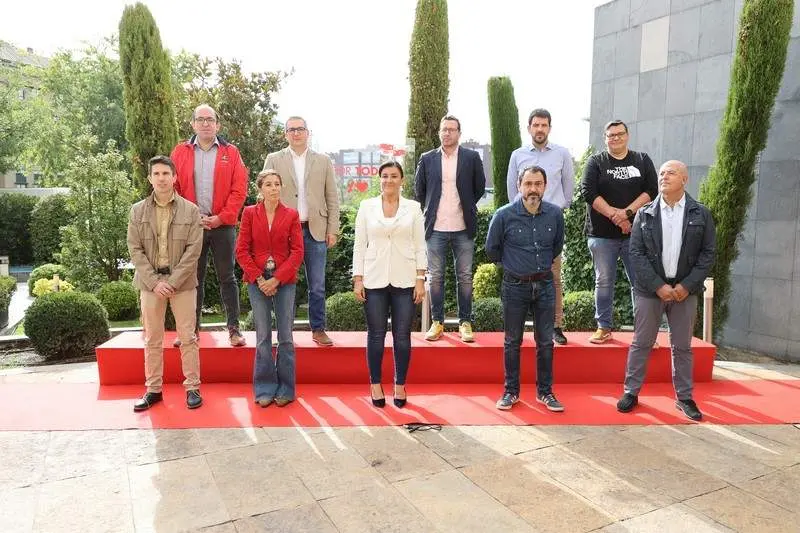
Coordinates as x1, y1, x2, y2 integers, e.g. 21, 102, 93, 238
487, 77, 521, 209
118, 3, 178, 197
403, 0, 450, 197
698, 0, 793, 336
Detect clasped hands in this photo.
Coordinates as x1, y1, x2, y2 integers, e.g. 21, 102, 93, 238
609, 208, 632, 234
257, 276, 280, 296
656, 283, 689, 303
353, 279, 425, 305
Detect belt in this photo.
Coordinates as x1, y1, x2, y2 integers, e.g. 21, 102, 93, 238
504, 271, 552, 283
156, 267, 171, 275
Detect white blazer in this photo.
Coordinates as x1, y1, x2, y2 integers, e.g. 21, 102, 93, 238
352, 196, 427, 289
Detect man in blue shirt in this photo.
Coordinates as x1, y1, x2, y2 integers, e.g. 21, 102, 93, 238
486, 166, 565, 412
506, 109, 574, 345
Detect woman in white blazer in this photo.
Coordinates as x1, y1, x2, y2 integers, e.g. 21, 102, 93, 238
352, 161, 427, 408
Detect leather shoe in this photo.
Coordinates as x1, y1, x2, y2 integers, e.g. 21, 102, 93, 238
370, 384, 386, 408
393, 384, 407, 408
312, 330, 333, 346
229, 327, 246, 347
553, 327, 568, 345
186, 389, 203, 409
274, 397, 293, 407
133, 392, 163, 412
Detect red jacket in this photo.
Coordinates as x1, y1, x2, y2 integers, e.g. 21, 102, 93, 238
170, 136, 248, 226
235, 202, 304, 284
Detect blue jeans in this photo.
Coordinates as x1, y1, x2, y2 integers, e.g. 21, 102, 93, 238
302, 225, 328, 331
197, 225, 240, 329
502, 276, 555, 396
248, 282, 297, 400
427, 230, 474, 323
364, 286, 415, 385
587, 237, 636, 330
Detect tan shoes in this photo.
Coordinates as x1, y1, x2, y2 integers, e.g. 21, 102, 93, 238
459, 322, 475, 343
425, 321, 444, 341
312, 330, 333, 346
588, 328, 612, 344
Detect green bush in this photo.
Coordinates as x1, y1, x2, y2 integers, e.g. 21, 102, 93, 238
0, 193, 38, 265
29, 193, 71, 265
28, 263, 69, 294
239, 281, 251, 312
32, 277, 75, 297
240, 309, 254, 331
24, 291, 110, 360
473, 263, 502, 299
473, 297, 503, 331
564, 290, 625, 331
0, 275, 17, 312
326, 291, 365, 331
96, 280, 139, 320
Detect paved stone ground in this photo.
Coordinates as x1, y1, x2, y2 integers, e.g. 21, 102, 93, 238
0, 361, 798, 533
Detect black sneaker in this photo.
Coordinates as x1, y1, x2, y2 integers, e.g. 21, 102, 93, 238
553, 327, 568, 345
495, 392, 519, 410
616, 392, 639, 413
676, 399, 702, 421
133, 391, 163, 412
186, 389, 203, 409
536, 392, 564, 412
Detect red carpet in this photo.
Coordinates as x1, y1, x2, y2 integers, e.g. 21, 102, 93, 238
1, 380, 797, 430
96, 331, 717, 385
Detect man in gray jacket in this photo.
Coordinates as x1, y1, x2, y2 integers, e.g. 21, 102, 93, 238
616, 160, 715, 421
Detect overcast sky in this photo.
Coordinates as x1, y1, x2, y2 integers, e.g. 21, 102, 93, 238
2, 0, 608, 155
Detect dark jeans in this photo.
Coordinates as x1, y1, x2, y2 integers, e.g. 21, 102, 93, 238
502, 275, 555, 396
248, 282, 297, 400
197, 225, 240, 329
364, 286, 415, 385
302, 225, 328, 331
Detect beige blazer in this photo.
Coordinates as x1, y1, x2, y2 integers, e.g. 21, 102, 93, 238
263, 147, 340, 242
352, 196, 427, 289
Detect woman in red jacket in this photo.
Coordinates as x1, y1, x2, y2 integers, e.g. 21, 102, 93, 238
235, 169, 304, 407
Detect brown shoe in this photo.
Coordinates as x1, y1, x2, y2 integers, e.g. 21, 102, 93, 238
229, 327, 246, 347
312, 330, 333, 346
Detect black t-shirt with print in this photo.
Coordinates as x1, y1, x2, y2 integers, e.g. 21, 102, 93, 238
580, 150, 658, 239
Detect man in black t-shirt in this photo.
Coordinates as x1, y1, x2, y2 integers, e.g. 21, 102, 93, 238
580, 120, 658, 343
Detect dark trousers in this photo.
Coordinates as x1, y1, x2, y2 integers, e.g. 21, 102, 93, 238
364, 286, 415, 385
501, 276, 555, 396
196, 225, 240, 330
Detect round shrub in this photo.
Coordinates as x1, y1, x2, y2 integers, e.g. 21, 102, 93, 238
326, 291, 365, 331
28, 263, 69, 294
563, 291, 596, 331
29, 193, 71, 265
96, 280, 139, 320
32, 277, 75, 297
473, 297, 504, 331
473, 263, 502, 299
24, 291, 110, 360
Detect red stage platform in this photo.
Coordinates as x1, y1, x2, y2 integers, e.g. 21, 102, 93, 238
96, 331, 716, 386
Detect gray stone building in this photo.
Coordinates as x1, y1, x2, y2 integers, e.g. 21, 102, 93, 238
590, 0, 800, 360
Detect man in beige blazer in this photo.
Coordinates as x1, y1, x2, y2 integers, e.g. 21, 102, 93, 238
263, 116, 340, 345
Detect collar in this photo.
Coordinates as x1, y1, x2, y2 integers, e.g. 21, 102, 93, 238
660, 193, 686, 211
438, 145, 459, 158
289, 147, 308, 159
513, 197, 552, 216
527, 142, 552, 152
189, 135, 221, 148
152, 191, 176, 207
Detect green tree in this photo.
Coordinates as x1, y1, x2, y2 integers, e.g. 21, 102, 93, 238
29, 193, 72, 264
0, 63, 33, 174
698, 0, 794, 336
0, 193, 38, 265
24, 39, 126, 183
403, 0, 450, 197
119, 3, 178, 197
172, 53, 288, 192
487, 76, 521, 208
58, 139, 137, 291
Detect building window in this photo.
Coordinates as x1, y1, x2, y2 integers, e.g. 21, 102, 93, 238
15, 173, 27, 188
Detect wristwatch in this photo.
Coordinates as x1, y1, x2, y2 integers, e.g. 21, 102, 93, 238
625, 208, 634, 219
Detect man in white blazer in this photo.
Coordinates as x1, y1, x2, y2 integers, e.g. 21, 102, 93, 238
264, 117, 340, 345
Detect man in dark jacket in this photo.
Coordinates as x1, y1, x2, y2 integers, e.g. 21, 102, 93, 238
616, 160, 715, 421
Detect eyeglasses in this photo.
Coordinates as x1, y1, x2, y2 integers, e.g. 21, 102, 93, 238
194, 117, 217, 125
605, 132, 627, 139
440, 128, 459, 134
287, 127, 308, 134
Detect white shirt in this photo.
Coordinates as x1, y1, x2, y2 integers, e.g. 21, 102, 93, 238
660, 194, 685, 278
291, 148, 308, 221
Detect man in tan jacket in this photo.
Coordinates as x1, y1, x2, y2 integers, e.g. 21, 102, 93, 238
127, 155, 204, 412
264, 116, 340, 345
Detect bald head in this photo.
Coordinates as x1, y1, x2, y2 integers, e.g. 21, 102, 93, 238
658, 160, 688, 200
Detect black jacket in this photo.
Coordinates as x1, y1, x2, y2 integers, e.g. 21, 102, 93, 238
630, 193, 715, 297
414, 147, 486, 239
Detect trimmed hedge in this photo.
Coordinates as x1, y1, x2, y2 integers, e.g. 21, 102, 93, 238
29, 193, 71, 265
473, 297, 503, 331
0, 275, 17, 313
24, 291, 110, 360
28, 263, 69, 294
473, 263, 502, 300
96, 280, 139, 321
326, 291, 365, 331
563, 290, 622, 331
0, 193, 38, 265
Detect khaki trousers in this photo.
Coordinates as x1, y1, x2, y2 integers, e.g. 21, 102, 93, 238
552, 254, 564, 328
140, 286, 200, 392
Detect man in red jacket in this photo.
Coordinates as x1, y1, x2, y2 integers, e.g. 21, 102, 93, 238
171, 104, 248, 346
